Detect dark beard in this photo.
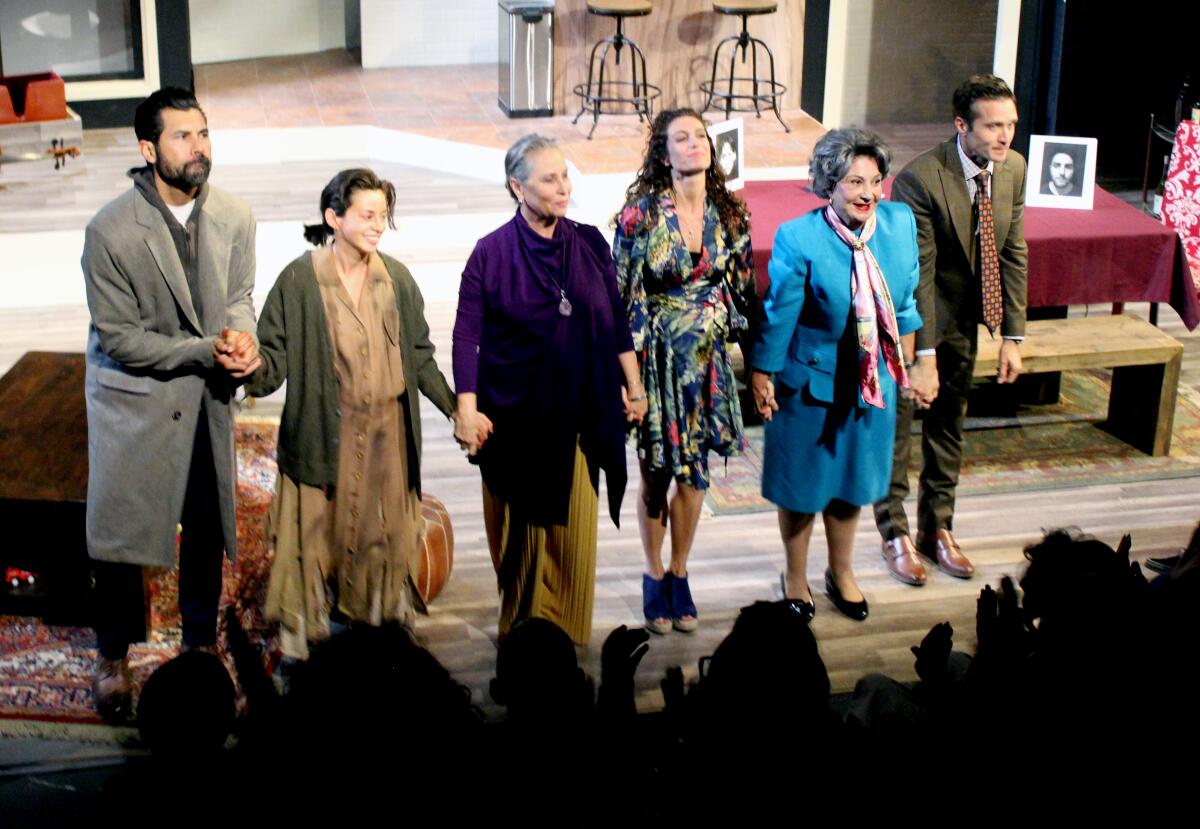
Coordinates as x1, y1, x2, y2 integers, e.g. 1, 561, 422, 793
155, 153, 211, 191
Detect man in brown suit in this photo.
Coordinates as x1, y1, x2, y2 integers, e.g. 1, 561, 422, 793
874, 74, 1028, 585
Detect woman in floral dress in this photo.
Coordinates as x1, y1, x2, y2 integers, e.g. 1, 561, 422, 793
612, 108, 755, 634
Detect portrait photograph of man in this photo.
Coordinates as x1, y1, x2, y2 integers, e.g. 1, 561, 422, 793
1027, 135, 1098, 209
1040, 142, 1085, 196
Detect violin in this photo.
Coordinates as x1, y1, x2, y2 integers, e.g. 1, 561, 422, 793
0, 136, 82, 170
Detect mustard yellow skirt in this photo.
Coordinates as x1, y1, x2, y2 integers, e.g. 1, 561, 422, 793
482, 443, 598, 646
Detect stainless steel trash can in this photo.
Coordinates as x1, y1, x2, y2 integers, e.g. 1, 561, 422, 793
498, 0, 554, 118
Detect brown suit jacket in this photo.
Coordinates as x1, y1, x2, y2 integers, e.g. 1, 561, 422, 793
891, 137, 1028, 353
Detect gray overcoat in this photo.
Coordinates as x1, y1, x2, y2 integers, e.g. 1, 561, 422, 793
81, 180, 257, 567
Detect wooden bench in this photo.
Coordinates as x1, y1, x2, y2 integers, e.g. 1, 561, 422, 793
974, 314, 1184, 456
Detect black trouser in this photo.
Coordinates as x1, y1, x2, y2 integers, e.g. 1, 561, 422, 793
94, 412, 225, 660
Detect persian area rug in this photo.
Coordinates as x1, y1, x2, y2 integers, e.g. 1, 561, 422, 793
706, 370, 1200, 516
0, 419, 279, 740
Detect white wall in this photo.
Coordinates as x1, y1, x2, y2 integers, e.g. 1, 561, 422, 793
826, 0, 874, 127
360, 0, 497, 68
190, 0, 347, 64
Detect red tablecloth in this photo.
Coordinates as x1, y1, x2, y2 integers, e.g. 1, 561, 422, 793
743, 179, 1200, 330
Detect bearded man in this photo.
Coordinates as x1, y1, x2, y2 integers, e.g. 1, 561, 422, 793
81, 87, 259, 720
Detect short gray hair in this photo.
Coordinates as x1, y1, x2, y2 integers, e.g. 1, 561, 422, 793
504, 133, 559, 202
810, 128, 892, 199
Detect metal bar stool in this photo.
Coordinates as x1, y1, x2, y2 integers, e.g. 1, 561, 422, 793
571, 0, 661, 139
700, 1, 790, 132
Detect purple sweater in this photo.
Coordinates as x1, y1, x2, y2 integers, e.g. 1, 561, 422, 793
453, 211, 634, 526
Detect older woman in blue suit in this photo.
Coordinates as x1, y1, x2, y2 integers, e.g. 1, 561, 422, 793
750, 128, 923, 621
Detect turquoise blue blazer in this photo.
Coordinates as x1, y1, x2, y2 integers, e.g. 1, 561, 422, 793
753, 200, 923, 401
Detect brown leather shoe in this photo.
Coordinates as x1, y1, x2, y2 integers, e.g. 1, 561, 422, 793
881, 536, 927, 586
917, 529, 975, 579
93, 654, 133, 722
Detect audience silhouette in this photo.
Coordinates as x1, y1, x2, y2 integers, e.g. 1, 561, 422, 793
97, 522, 1197, 820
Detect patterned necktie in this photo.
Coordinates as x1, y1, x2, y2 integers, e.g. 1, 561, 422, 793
976, 170, 1003, 333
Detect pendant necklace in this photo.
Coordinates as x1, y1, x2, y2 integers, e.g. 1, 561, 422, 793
540, 242, 572, 317
522, 208, 572, 316
674, 187, 703, 250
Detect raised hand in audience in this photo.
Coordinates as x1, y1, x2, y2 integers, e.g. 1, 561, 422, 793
597, 625, 650, 718
974, 576, 1026, 683
911, 621, 954, 685
1108, 533, 1153, 592
601, 625, 650, 685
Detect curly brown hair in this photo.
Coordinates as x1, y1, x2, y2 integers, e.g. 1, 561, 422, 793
614, 108, 750, 237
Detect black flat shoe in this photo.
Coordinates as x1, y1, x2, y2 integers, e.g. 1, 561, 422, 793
780, 572, 816, 622
824, 569, 868, 621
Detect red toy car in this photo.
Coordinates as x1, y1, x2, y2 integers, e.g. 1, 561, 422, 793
6, 567, 37, 588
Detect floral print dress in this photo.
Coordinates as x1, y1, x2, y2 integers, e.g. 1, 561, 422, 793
613, 190, 755, 489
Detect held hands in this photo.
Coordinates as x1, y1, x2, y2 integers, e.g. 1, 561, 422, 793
622, 385, 648, 424
750, 371, 778, 421
214, 327, 260, 378
997, 339, 1023, 384
903, 356, 938, 409
452, 407, 493, 457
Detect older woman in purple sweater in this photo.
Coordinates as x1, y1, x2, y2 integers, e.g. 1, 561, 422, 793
453, 134, 646, 645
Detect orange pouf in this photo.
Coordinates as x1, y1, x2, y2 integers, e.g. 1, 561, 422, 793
0, 72, 67, 122
417, 495, 453, 604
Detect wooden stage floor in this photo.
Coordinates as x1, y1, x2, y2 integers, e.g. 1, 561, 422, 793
1, 53, 1197, 716
2, 298, 1196, 716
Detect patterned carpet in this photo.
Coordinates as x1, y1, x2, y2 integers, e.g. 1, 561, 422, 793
706, 370, 1200, 515
0, 421, 279, 738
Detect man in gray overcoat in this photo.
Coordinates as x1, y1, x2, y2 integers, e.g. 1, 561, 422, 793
82, 87, 259, 720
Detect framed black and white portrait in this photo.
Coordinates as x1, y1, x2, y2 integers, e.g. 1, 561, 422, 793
1027, 135, 1098, 209
707, 117, 744, 191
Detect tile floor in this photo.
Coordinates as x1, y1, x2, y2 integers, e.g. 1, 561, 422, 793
193, 50, 827, 174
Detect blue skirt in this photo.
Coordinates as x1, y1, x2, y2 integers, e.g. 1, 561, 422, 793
761, 374, 898, 514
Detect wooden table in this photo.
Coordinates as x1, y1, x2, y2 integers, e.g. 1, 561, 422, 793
973, 315, 1184, 456
0, 351, 92, 622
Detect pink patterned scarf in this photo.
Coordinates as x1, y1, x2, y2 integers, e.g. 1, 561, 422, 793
823, 205, 909, 408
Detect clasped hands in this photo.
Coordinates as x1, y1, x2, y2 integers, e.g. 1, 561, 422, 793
902, 356, 938, 409
750, 370, 778, 420
903, 340, 1021, 408
622, 385, 648, 425
453, 407, 494, 457
213, 327, 260, 378
752, 363, 940, 416
451, 379, 645, 458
